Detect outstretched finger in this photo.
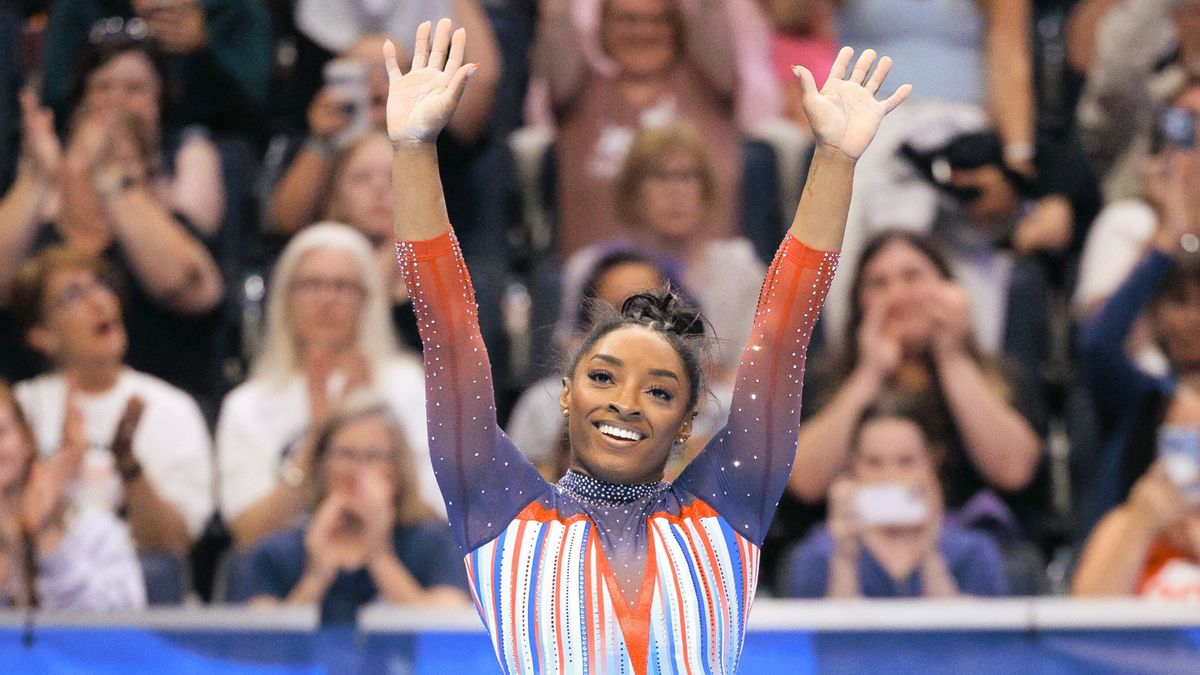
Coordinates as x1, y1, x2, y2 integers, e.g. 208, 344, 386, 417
446, 27, 467, 73
883, 83, 913, 113
444, 63, 478, 109
791, 65, 820, 102
383, 39, 404, 82
411, 21, 431, 71
864, 56, 892, 95
428, 18, 454, 70
828, 46, 854, 82
848, 49, 877, 86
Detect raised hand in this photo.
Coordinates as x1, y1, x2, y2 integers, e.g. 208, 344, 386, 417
18, 88, 62, 183
793, 47, 911, 160
857, 298, 902, 381
383, 19, 477, 145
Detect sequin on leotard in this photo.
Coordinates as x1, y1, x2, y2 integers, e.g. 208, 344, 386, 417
396, 231, 837, 674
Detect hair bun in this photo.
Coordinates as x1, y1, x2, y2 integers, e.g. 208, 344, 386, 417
620, 289, 706, 339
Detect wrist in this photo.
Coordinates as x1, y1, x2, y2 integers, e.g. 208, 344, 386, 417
813, 142, 859, 166
1003, 141, 1035, 168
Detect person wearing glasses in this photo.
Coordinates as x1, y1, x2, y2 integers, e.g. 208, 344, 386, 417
216, 224, 440, 553
238, 393, 468, 623
6, 247, 213, 560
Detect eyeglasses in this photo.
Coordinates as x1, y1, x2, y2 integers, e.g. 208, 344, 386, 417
89, 17, 150, 45
289, 277, 365, 299
46, 277, 117, 313
326, 446, 395, 466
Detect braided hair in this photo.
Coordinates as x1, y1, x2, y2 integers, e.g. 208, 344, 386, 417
566, 288, 709, 412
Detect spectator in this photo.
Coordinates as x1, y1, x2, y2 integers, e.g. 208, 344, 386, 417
1076, 149, 1200, 531
8, 247, 214, 558
61, 30, 226, 236
217, 223, 439, 552
820, 0, 1038, 341
790, 230, 1043, 510
780, 394, 1009, 598
0, 379, 146, 611
1073, 458, 1200, 599
1077, 0, 1200, 202
532, 0, 744, 257
526, 0, 781, 132
41, 1, 271, 135
561, 121, 764, 381
270, 9, 500, 237
239, 393, 468, 625
760, 0, 838, 130
0, 83, 225, 404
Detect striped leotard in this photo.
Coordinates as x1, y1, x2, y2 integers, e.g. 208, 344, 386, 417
395, 231, 837, 674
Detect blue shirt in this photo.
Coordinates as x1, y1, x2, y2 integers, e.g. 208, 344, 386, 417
780, 522, 1009, 598
240, 521, 468, 625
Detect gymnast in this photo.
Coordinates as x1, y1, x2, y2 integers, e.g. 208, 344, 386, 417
386, 18, 910, 673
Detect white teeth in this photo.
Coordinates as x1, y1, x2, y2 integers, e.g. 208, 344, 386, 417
598, 423, 644, 442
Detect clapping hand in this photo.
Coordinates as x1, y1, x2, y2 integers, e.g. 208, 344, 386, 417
17, 88, 61, 184
792, 47, 912, 160
110, 396, 146, 480
383, 19, 477, 145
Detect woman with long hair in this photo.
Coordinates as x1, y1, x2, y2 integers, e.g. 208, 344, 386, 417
216, 223, 438, 551
386, 19, 908, 672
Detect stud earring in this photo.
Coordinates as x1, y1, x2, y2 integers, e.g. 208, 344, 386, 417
561, 407, 569, 417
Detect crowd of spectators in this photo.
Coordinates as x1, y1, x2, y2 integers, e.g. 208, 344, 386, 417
0, 0, 1198, 620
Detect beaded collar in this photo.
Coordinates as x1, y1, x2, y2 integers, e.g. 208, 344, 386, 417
555, 469, 668, 506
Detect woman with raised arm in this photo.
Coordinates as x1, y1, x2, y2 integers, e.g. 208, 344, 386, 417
386, 19, 909, 673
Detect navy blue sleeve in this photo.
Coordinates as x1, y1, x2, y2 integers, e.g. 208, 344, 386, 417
1078, 250, 1175, 417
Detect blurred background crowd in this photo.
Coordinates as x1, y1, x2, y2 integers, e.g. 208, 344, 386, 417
1, 0, 1200, 619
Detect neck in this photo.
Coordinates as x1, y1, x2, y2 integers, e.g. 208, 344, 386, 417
68, 360, 122, 392
558, 468, 668, 506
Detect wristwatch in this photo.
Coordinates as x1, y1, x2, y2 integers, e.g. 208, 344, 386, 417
279, 458, 306, 488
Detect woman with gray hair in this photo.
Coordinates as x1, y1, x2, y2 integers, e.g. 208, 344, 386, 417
216, 222, 439, 551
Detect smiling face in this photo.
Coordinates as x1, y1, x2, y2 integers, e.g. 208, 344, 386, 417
602, 0, 680, 78
857, 240, 946, 354
84, 50, 161, 132
330, 134, 394, 245
28, 267, 127, 370
286, 247, 367, 354
560, 325, 693, 484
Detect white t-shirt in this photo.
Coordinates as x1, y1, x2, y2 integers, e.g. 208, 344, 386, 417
15, 369, 215, 539
216, 355, 443, 523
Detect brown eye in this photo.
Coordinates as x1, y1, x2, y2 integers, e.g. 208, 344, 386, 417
588, 370, 614, 385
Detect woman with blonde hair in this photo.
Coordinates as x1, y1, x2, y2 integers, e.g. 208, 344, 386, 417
239, 392, 467, 623
216, 223, 439, 551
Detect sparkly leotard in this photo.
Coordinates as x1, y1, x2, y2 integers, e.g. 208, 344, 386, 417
395, 231, 837, 674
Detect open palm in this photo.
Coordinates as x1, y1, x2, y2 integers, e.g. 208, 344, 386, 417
384, 19, 476, 144
794, 47, 912, 160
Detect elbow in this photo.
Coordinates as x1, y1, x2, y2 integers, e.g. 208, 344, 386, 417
787, 468, 829, 505
990, 437, 1042, 493
162, 264, 225, 315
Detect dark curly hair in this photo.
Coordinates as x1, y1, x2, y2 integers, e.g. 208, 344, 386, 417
566, 288, 709, 412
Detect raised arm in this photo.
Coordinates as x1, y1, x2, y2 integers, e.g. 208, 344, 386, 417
385, 21, 545, 553
676, 49, 910, 545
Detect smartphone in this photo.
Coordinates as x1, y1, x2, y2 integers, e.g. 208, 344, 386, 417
323, 59, 372, 147
1159, 425, 1200, 503
853, 483, 928, 527
1158, 107, 1196, 151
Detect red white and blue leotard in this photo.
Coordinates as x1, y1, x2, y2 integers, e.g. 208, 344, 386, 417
395, 231, 837, 674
